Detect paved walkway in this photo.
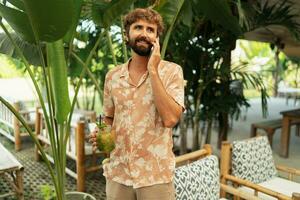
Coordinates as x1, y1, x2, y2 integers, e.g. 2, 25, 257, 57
0, 96, 299, 199
0, 137, 106, 200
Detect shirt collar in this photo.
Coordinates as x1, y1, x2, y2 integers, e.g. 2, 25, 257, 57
119, 58, 131, 78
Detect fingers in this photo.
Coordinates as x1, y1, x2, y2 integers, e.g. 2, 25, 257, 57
151, 37, 160, 54
88, 127, 99, 147
92, 146, 98, 152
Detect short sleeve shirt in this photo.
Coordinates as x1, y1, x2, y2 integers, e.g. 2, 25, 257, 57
102, 59, 184, 188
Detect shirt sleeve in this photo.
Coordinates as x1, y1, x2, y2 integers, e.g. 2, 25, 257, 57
103, 72, 115, 118
165, 65, 185, 110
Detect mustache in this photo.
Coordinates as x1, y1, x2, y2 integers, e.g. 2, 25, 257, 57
135, 37, 152, 45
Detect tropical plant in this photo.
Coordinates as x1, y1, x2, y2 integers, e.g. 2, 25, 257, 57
0, 0, 101, 199
163, 0, 300, 151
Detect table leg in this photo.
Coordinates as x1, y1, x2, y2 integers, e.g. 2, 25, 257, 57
280, 117, 291, 158
250, 125, 257, 137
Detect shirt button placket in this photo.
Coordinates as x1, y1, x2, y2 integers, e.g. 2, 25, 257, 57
128, 86, 136, 183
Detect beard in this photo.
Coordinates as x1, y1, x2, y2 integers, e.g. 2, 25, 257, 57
127, 36, 153, 57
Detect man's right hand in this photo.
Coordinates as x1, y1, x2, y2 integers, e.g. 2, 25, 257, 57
88, 127, 99, 152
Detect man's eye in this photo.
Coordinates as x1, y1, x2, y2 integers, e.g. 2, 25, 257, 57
147, 28, 154, 33
135, 26, 142, 30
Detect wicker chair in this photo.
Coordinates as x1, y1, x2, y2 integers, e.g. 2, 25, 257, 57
174, 144, 262, 200
220, 136, 300, 200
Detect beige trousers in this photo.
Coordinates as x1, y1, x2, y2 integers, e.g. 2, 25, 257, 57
106, 179, 175, 200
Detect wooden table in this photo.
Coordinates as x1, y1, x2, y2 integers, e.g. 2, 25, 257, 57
280, 108, 300, 158
0, 143, 24, 199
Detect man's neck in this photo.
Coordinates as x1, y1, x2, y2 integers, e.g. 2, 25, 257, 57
129, 52, 149, 73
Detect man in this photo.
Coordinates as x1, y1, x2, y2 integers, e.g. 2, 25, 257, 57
90, 8, 184, 200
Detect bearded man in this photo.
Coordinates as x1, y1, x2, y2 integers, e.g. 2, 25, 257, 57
90, 8, 185, 200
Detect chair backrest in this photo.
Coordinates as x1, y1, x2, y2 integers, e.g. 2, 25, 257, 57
231, 136, 277, 184
174, 145, 220, 200
175, 155, 220, 200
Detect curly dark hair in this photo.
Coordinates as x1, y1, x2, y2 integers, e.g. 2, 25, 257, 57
123, 8, 164, 37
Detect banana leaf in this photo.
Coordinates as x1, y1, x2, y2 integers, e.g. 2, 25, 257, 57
154, 0, 184, 27
195, 0, 242, 37
0, 0, 74, 43
63, 0, 84, 43
0, 4, 35, 42
0, 33, 41, 66
47, 40, 71, 124
92, 0, 135, 28
6, 0, 25, 11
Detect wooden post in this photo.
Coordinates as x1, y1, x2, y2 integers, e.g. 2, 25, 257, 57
296, 124, 300, 137
16, 168, 24, 200
90, 112, 96, 122
250, 124, 257, 137
203, 144, 212, 155
13, 102, 21, 151
220, 141, 231, 198
266, 129, 274, 148
76, 121, 85, 192
280, 116, 291, 158
35, 108, 41, 161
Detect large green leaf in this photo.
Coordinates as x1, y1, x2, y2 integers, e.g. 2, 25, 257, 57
23, 0, 74, 42
0, 0, 74, 43
6, 0, 25, 11
47, 40, 71, 124
92, 0, 135, 28
63, 0, 84, 43
154, 0, 184, 26
0, 4, 35, 42
154, 0, 185, 58
0, 33, 41, 66
196, 0, 242, 37
179, 0, 193, 28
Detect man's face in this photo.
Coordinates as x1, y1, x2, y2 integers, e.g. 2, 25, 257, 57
127, 20, 158, 57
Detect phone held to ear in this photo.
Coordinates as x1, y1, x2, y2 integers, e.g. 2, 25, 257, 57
150, 46, 154, 56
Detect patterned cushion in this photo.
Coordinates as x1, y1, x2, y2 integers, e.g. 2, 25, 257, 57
231, 136, 277, 184
174, 155, 220, 200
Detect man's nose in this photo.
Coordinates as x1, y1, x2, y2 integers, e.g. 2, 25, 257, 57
140, 28, 148, 36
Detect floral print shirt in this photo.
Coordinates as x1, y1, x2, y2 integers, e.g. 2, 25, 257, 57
102, 59, 184, 188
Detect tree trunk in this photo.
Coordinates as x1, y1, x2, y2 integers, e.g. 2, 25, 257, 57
218, 112, 228, 148
217, 36, 235, 148
192, 104, 200, 151
205, 119, 213, 145
192, 91, 202, 151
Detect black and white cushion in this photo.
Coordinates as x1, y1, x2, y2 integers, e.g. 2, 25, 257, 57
231, 136, 277, 184
174, 155, 220, 200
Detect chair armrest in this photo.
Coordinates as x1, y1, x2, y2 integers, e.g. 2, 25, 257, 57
276, 165, 300, 180
223, 174, 292, 200
220, 183, 262, 200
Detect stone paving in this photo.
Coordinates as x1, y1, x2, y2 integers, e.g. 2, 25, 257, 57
0, 136, 106, 200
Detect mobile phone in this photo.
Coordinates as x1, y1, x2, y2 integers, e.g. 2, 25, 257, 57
150, 46, 154, 56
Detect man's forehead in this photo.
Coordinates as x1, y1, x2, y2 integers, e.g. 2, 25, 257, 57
131, 20, 157, 28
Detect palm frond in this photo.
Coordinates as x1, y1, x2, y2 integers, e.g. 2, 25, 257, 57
241, 0, 300, 40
